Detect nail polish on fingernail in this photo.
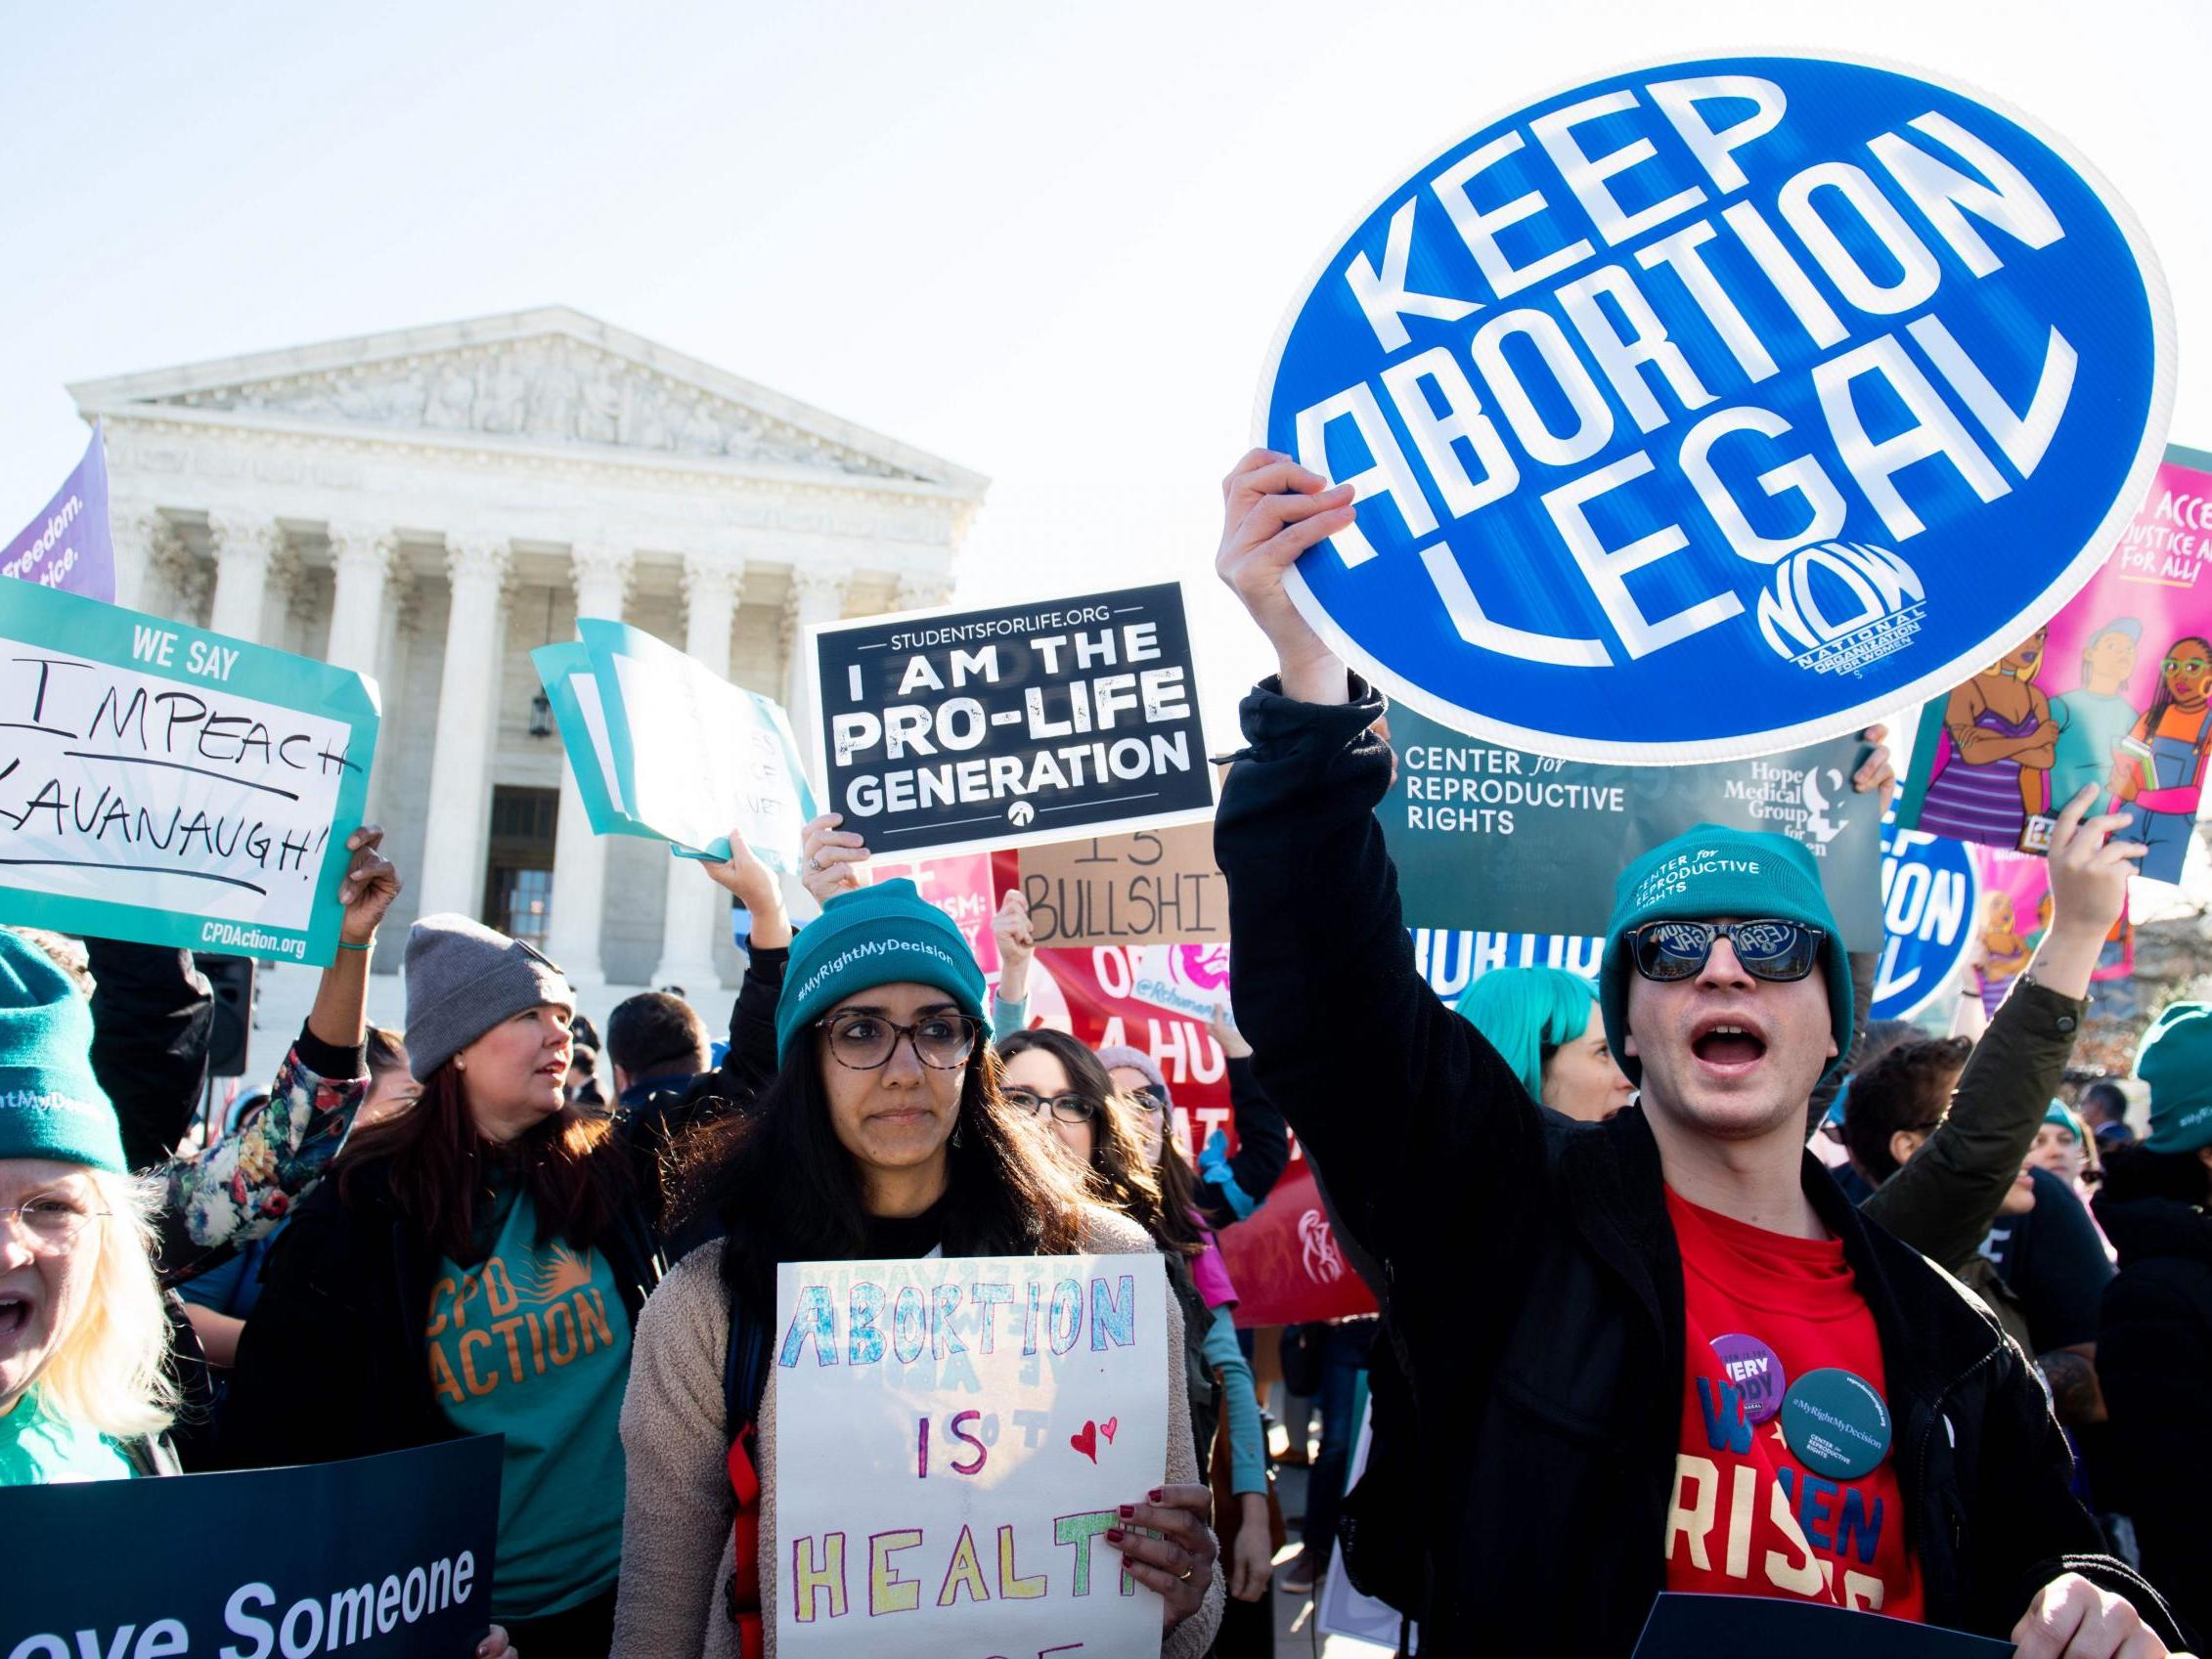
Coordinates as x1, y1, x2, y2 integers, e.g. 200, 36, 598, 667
1106, 1529, 1125, 1544
1118, 1505, 1134, 1517
1149, 1488, 1163, 1502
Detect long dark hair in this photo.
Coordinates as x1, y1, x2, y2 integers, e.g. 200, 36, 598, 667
336, 1062, 627, 1258
1148, 1127, 1212, 1256
676, 1030, 1090, 1317
996, 1028, 1195, 1257
2098, 1142, 2212, 1207
2143, 634, 2212, 753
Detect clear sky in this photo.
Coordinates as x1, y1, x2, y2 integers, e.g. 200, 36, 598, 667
3, 0, 2206, 775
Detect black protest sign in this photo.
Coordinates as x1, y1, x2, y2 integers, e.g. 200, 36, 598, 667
1, 1435, 502, 1659
1631, 1594, 2009, 1655
810, 583, 1214, 859
1379, 703, 1883, 950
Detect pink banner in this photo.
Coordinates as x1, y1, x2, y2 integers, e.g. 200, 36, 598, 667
864, 852, 999, 977
1969, 845, 2134, 1016
1904, 447, 2212, 887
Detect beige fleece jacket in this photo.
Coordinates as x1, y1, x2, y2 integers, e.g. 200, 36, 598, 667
611, 1207, 1222, 1659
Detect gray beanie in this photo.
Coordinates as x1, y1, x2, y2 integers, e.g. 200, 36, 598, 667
403, 913, 575, 1081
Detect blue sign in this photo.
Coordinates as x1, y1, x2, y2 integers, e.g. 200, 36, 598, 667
1871, 820, 1980, 1020
1261, 54, 2173, 763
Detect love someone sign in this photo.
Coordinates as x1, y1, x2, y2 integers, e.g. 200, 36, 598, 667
1261, 54, 2172, 763
774, 1253, 1169, 1658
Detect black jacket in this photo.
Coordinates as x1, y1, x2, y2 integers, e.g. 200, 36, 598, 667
2094, 1192, 2212, 1639
1216, 678, 2186, 1655
221, 950, 789, 1470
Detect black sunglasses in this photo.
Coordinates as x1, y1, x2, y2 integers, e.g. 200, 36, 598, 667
1627, 919, 1824, 983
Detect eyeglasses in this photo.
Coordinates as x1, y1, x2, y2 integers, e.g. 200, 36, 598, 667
1627, 919, 1825, 983
1, 1198, 107, 1251
815, 1011, 982, 1071
1003, 1087, 1098, 1122
2166, 656, 2211, 676
1125, 1086, 1168, 1115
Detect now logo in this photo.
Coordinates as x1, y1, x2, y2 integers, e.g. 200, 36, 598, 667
1756, 542, 1926, 668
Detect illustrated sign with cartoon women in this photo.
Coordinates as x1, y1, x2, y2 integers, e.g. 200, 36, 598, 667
1901, 445, 2212, 884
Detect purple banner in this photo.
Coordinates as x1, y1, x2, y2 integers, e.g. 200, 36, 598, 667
1, 426, 113, 602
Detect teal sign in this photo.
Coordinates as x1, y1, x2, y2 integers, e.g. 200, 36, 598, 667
0, 582, 378, 966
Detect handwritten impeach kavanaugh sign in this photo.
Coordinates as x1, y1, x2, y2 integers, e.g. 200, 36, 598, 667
0, 582, 378, 965
1261, 54, 2173, 763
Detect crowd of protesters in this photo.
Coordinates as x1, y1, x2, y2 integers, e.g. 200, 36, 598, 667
1, 452, 2208, 1659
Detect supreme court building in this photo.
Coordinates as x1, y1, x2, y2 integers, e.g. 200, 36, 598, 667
69, 306, 985, 1021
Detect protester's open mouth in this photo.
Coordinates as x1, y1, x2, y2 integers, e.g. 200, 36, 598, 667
1689, 1018, 1768, 1074
0, 1293, 30, 1341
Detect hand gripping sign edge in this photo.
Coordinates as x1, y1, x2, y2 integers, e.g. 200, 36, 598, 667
1255, 48, 2176, 765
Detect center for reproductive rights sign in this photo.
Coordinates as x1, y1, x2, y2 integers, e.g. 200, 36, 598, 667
1261, 53, 2173, 763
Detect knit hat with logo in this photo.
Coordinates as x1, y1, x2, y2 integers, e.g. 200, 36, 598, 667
775, 879, 989, 1064
1598, 824, 1852, 1086
0, 931, 123, 1172
2134, 1001, 2212, 1154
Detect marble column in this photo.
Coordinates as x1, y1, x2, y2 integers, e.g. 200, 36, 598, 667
120, 511, 181, 615
650, 554, 741, 993
207, 515, 286, 641
780, 565, 848, 780
414, 535, 512, 921
545, 543, 634, 985
324, 525, 398, 678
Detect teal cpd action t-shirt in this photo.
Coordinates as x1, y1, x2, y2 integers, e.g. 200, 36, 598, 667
0, 1386, 134, 1485
426, 1189, 633, 1620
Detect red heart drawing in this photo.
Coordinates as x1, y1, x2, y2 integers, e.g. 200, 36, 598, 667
1070, 1420, 1099, 1463
1100, 1417, 1119, 1445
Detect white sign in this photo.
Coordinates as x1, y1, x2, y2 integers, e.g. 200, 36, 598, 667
774, 1252, 1170, 1658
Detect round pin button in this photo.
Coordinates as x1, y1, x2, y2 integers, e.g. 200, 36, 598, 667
1709, 1333, 1787, 1424
1780, 1367, 1892, 1481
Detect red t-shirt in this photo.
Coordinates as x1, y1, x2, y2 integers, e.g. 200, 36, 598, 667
1663, 1187, 1925, 1622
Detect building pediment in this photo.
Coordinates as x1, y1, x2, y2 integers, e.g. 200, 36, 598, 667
69, 306, 984, 494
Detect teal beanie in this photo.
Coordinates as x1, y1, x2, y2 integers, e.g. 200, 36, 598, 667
776, 879, 990, 1065
2135, 1001, 2212, 1154
1598, 824, 1852, 1086
1455, 967, 1599, 1100
0, 932, 123, 1172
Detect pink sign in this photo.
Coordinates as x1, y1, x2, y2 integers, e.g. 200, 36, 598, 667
1903, 446, 2212, 887
1969, 845, 2133, 1016
863, 852, 1000, 976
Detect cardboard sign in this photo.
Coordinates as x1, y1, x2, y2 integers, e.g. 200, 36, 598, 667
3, 426, 114, 602
773, 1252, 1169, 1658
532, 621, 815, 872
0, 582, 377, 965
1870, 823, 1981, 1021
1898, 444, 2212, 885
1380, 704, 1883, 948
1260, 54, 2172, 764
0, 1435, 501, 1659
1631, 1593, 2010, 1655
809, 584, 1214, 860
1020, 824, 1228, 948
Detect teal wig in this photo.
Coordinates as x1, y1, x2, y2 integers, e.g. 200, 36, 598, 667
1454, 967, 1600, 1100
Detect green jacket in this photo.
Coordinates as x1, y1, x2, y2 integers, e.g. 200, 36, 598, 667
1862, 978, 2087, 1350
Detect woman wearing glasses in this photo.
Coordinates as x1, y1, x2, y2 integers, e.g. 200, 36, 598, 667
2109, 633, 2212, 881
613, 880, 1220, 1659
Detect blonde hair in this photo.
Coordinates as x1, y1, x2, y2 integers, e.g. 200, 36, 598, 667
31, 1168, 178, 1442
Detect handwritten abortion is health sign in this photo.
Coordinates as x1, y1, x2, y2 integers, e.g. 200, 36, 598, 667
774, 1252, 1169, 1658
1261, 54, 2173, 762
0, 582, 377, 965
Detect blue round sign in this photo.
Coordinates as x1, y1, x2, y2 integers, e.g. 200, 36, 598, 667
1260, 54, 2173, 763
1871, 820, 1981, 1021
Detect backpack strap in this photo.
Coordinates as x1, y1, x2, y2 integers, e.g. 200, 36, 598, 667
723, 1280, 771, 1444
